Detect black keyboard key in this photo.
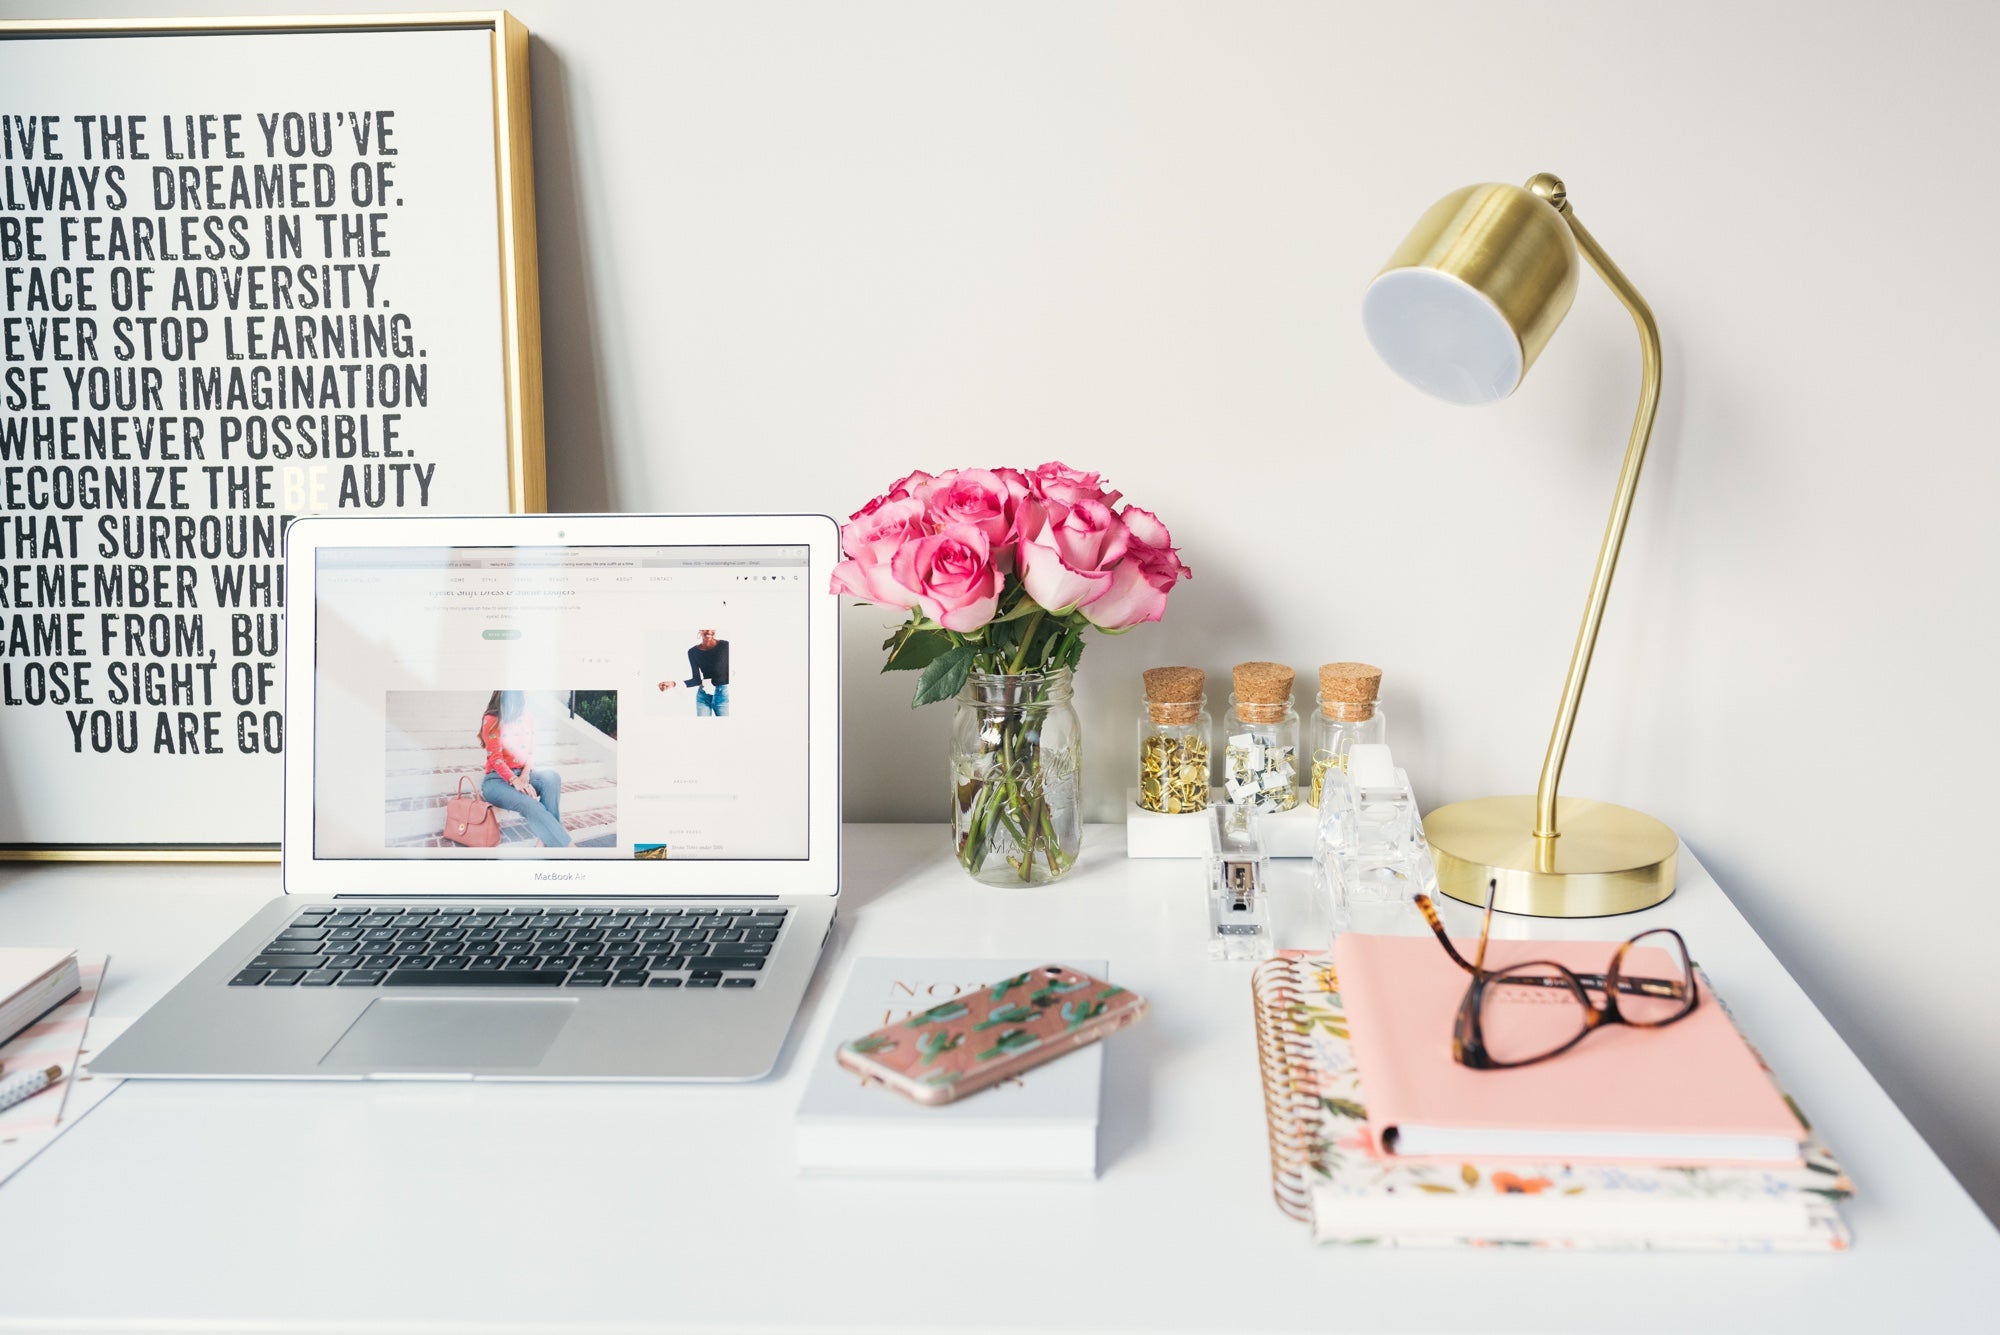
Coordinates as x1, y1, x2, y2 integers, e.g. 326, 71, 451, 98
612, 970, 648, 987
265, 969, 305, 985
689, 968, 722, 980
383, 970, 567, 987
648, 976, 684, 988
327, 955, 364, 970
362, 929, 398, 943
393, 957, 431, 970
361, 955, 399, 970
392, 942, 428, 956
566, 971, 612, 987
251, 955, 318, 971
712, 958, 764, 972
278, 928, 329, 942
359, 914, 395, 927
687, 975, 720, 988
302, 969, 342, 986
750, 909, 788, 921
745, 928, 780, 944
722, 977, 757, 989
711, 929, 744, 944
430, 957, 468, 971
337, 970, 387, 986
260, 941, 324, 956
328, 928, 363, 941
229, 968, 270, 986
327, 913, 363, 927
467, 957, 503, 971
400, 908, 438, 917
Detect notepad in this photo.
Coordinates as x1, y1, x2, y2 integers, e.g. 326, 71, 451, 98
0, 948, 80, 1050
1332, 933, 1805, 1165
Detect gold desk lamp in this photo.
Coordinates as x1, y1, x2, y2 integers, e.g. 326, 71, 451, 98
1361, 173, 1676, 917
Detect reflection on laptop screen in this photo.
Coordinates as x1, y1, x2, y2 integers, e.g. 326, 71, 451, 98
313, 544, 810, 861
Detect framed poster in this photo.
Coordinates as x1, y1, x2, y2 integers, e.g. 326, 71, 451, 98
0, 13, 545, 860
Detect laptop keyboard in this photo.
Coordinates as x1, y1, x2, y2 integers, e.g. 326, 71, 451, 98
227, 905, 787, 990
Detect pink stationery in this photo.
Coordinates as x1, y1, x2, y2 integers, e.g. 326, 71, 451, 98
1332, 933, 1805, 1165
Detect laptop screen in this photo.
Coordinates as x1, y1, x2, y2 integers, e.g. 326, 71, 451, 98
310, 543, 811, 862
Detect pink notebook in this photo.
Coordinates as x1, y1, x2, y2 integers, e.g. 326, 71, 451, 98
1332, 933, 1805, 1166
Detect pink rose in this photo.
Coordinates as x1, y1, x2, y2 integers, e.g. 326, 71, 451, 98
890, 524, 1003, 632
923, 468, 1026, 569
829, 494, 928, 607
1080, 505, 1191, 629
1019, 498, 1130, 613
845, 469, 937, 527
1027, 460, 1122, 519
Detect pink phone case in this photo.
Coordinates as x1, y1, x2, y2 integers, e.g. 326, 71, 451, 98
834, 965, 1147, 1105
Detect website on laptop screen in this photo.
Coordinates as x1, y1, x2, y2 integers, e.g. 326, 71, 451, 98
312, 544, 810, 861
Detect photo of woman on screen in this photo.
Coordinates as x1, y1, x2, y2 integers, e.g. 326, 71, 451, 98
479, 690, 572, 848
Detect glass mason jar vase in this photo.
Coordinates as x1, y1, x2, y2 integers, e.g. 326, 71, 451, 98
951, 669, 1083, 886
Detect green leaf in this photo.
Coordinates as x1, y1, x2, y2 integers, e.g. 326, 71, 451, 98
883, 628, 953, 673
911, 643, 976, 708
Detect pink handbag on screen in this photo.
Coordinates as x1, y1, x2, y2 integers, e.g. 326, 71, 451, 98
442, 775, 501, 848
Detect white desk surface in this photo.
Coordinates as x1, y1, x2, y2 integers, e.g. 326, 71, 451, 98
0, 824, 1993, 1334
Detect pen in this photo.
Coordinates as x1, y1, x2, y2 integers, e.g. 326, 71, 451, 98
0, 1064, 62, 1114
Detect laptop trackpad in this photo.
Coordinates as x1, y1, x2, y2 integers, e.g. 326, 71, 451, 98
319, 998, 576, 1071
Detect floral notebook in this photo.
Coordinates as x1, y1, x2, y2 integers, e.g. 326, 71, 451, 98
1252, 954, 1852, 1251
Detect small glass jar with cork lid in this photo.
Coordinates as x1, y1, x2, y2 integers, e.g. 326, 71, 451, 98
1309, 662, 1385, 807
1136, 666, 1211, 815
1224, 661, 1299, 813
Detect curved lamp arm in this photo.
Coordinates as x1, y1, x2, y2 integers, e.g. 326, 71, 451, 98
1530, 178, 1664, 844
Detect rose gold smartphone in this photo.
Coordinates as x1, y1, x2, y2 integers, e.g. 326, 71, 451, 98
834, 965, 1147, 1105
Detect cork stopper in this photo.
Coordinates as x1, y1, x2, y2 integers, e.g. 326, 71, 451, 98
1231, 661, 1294, 724
1143, 666, 1204, 725
1318, 662, 1382, 720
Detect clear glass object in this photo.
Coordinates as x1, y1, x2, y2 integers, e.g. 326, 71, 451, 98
951, 669, 1082, 887
1206, 803, 1273, 961
1136, 668, 1211, 815
1308, 663, 1385, 807
1223, 693, 1299, 814
1313, 743, 1437, 929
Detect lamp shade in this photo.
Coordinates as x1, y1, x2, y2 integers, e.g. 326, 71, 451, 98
1362, 182, 1579, 406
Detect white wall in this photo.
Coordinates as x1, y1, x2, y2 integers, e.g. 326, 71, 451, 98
17, 0, 1996, 1219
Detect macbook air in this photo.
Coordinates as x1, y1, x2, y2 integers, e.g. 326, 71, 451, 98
92, 512, 842, 1080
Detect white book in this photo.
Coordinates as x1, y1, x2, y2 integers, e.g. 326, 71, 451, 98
795, 957, 1106, 1180
0, 949, 81, 1049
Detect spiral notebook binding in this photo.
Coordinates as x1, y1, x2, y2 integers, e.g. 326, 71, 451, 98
1252, 955, 1323, 1223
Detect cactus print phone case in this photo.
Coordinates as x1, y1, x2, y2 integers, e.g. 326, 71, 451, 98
835, 965, 1147, 1105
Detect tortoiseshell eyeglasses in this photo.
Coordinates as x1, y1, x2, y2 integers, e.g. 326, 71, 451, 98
1414, 879, 1701, 1070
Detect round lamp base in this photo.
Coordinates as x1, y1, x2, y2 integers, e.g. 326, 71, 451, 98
1426, 795, 1677, 918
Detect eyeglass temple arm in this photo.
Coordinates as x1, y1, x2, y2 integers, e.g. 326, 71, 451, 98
1414, 895, 1479, 975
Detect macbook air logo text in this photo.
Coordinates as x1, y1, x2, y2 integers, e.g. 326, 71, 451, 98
533, 872, 586, 882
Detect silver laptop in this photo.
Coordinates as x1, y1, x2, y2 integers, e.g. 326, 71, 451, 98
93, 512, 842, 1081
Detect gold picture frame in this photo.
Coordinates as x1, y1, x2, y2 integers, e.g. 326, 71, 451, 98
0, 12, 545, 861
